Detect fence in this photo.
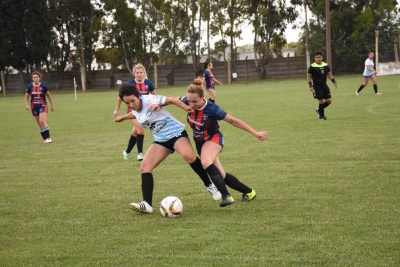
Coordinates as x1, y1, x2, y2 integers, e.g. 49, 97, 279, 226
2, 56, 310, 93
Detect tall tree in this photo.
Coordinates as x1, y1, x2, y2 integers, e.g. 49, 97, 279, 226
248, 0, 300, 79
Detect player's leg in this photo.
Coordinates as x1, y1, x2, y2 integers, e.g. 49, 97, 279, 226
130, 143, 170, 213
123, 120, 137, 159
135, 122, 145, 160
38, 108, 51, 142
207, 88, 216, 103
370, 75, 380, 94
357, 77, 369, 95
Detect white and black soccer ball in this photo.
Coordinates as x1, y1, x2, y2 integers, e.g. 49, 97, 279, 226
160, 196, 183, 218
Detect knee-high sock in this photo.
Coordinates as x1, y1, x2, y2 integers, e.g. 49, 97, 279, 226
357, 84, 365, 93
189, 157, 212, 187
319, 103, 325, 117
205, 164, 230, 197
224, 173, 252, 194
373, 84, 378, 93
323, 102, 331, 109
40, 129, 46, 139
141, 173, 154, 206
126, 135, 136, 153
136, 134, 144, 153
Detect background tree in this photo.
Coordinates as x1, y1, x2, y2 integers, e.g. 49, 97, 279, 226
248, 0, 300, 79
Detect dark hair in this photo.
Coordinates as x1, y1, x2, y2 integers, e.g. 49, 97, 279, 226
315, 51, 323, 56
119, 83, 141, 100
203, 61, 212, 69
187, 77, 204, 97
32, 71, 42, 79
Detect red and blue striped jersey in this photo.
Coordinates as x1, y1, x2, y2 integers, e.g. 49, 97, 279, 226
26, 83, 49, 108
181, 97, 227, 142
203, 69, 215, 89
127, 79, 156, 95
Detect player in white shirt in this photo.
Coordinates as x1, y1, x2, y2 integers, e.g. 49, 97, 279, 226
356, 52, 382, 95
114, 83, 222, 214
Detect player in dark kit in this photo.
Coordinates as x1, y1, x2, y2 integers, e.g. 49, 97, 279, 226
176, 78, 268, 206
307, 52, 338, 120
24, 71, 55, 143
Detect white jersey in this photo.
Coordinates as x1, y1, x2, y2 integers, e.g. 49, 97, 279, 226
363, 58, 375, 76
131, 95, 185, 142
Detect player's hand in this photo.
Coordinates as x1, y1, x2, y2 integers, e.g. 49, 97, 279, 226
256, 131, 269, 141
333, 83, 338, 89
149, 104, 161, 111
25, 105, 30, 110
114, 116, 124, 123
51, 105, 55, 112
113, 110, 119, 117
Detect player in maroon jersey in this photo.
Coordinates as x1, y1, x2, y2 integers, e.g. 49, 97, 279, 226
24, 71, 55, 143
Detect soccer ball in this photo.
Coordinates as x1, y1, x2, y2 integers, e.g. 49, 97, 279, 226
160, 196, 183, 218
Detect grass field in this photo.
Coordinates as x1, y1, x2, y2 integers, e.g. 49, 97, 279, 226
1, 74, 399, 266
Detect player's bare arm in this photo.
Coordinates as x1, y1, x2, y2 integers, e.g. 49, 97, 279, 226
115, 113, 135, 122
223, 114, 268, 140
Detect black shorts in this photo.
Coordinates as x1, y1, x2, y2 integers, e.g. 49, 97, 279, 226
314, 84, 331, 100
153, 130, 189, 154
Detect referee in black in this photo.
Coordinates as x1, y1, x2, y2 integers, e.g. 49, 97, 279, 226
307, 52, 338, 120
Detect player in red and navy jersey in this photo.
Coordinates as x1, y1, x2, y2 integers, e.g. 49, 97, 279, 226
114, 63, 156, 161
24, 71, 55, 143
203, 62, 222, 103
178, 78, 269, 206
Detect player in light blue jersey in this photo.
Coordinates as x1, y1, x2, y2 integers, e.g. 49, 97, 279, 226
115, 83, 222, 214
356, 52, 382, 95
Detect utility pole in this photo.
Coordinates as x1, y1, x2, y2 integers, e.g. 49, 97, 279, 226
304, 0, 310, 69
325, 0, 332, 68
80, 21, 87, 93
375, 30, 379, 71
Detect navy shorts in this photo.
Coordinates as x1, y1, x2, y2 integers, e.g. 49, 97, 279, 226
195, 132, 224, 155
153, 130, 189, 154
31, 106, 48, 116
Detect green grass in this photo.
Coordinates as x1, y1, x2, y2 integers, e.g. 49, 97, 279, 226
1, 74, 399, 266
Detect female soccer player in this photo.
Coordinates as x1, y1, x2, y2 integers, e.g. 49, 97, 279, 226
114, 63, 156, 161
115, 83, 222, 214
356, 52, 382, 96
178, 78, 269, 206
203, 62, 222, 103
24, 71, 55, 143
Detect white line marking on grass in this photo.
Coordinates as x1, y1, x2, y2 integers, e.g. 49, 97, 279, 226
366, 100, 400, 117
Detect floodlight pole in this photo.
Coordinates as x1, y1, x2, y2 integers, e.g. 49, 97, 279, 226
375, 30, 379, 71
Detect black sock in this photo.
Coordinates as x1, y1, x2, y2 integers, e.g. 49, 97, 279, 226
205, 164, 230, 197
224, 173, 252, 194
141, 173, 154, 206
44, 127, 50, 139
357, 84, 365, 93
189, 157, 212, 187
373, 84, 378, 93
136, 134, 144, 153
208, 98, 215, 103
40, 130, 46, 139
126, 135, 136, 153
323, 102, 330, 109
318, 103, 325, 117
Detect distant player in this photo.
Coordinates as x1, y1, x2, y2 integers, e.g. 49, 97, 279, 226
203, 62, 222, 103
114, 63, 156, 161
307, 52, 337, 120
356, 52, 382, 96
24, 71, 55, 143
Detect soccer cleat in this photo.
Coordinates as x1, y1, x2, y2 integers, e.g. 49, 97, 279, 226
220, 195, 234, 207
241, 189, 257, 202
355, 91, 359, 96
123, 150, 130, 160
137, 152, 144, 161
130, 201, 153, 213
44, 138, 52, 143
320, 116, 327, 120
206, 184, 222, 200
316, 108, 321, 119
376, 92, 382, 95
